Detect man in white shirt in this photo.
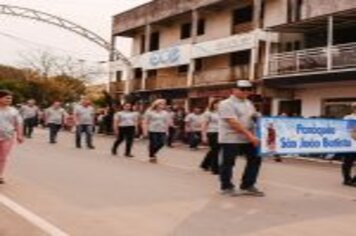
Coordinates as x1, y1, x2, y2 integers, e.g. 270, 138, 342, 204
20, 99, 39, 138
45, 101, 67, 144
74, 97, 95, 149
342, 102, 356, 187
218, 80, 264, 197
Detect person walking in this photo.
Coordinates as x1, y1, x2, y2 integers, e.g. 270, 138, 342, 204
218, 80, 264, 197
342, 102, 356, 187
74, 97, 95, 149
200, 99, 221, 175
166, 105, 176, 147
20, 99, 39, 138
44, 101, 67, 144
143, 99, 170, 163
185, 107, 204, 149
111, 103, 139, 157
0, 90, 24, 184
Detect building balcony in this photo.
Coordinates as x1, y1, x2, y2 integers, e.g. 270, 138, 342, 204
267, 42, 356, 78
233, 22, 254, 35
193, 66, 249, 87
146, 75, 188, 91
131, 78, 143, 91
109, 81, 125, 94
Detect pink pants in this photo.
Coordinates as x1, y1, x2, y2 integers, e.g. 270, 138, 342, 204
0, 139, 14, 177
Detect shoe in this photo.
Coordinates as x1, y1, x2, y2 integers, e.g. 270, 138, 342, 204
221, 188, 236, 196
149, 157, 157, 163
125, 154, 134, 158
76, 146, 82, 149
240, 187, 265, 197
0, 178, 5, 184
343, 181, 356, 187
88, 146, 95, 150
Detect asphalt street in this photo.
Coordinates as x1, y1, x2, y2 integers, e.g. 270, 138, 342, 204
1, 129, 356, 236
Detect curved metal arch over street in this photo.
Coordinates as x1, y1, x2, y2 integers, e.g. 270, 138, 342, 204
0, 4, 131, 66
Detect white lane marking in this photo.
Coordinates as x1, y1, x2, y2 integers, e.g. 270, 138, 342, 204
0, 193, 69, 236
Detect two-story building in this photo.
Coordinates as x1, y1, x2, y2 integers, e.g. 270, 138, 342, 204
263, 0, 356, 118
111, 0, 277, 112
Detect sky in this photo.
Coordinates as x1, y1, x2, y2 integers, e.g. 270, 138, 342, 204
0, 0, 151, 82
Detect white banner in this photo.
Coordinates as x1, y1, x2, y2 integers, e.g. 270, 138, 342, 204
141, 44, 191, 70
192, 32, 256, 59
259, 117, 356, 155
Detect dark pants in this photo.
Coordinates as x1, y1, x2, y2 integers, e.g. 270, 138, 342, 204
112, 126, 135, 155
24, 117, 37, 138
149, 132, 166, 157
189, 131, 201, 149
200, 132, 220, 174
48, 123, 62, 143
167, 127, 176, 147
220, 143, 262, 190
342, 153, 356, 183
76, 125, 94, 148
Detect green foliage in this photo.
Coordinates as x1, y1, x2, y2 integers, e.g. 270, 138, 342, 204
0, 64, 86, 107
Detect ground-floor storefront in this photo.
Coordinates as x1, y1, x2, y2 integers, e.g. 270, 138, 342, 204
268, 82, 356, 118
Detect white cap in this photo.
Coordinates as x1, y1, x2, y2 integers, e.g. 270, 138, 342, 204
236, 80, 253, 88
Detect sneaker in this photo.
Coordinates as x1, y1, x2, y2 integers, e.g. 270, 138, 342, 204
125, 154, 134, 158
87, 146, 95, 150
240, 187, 265, 197
0, 177, 5, 184
149, 158, 157, 163
221, 188, 236, 195
343, 181, 356, 187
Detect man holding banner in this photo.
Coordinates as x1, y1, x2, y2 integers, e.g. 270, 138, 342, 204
218, 80, 264, 197
342, 102, 356, 187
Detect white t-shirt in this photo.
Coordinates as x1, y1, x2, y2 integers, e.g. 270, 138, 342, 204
144, 110, 170, 133
74, 105, 95, 125
218, 95, 257, 144
114, 111, 139, 127
185, 113, 204, 132
45, 107, 67, 124
0, 107, 22, 141
203, 111, 219, 133
20, 105, 38, 119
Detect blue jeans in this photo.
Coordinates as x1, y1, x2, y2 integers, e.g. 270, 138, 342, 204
48, 123, 62, 143
220, 143, 261, 190
76, 125, 94, 148
149, 132, 166, 157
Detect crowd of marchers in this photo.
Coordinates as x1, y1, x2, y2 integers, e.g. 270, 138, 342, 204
0, 80, 355, 196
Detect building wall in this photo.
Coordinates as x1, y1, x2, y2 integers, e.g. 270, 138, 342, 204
304, 0, 356, 18
264, 0, 287, 28
295, 85, 356, 117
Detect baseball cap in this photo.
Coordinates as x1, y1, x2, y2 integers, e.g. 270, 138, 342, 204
235, 80, 253, 89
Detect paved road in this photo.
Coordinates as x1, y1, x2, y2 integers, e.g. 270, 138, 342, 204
1, 129, 356, 236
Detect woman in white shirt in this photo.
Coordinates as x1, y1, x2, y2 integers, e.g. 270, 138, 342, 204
111, 103, 139, 157
201, 99, 221, 175
0, 90, 24, 184
143, 99, 170, 163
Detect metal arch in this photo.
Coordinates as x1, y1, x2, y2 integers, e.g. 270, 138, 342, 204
0, 4, 131, 66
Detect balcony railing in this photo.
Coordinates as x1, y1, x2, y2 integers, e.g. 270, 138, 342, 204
233, 22, 254, 35
146, 75, 188, 90
268, 42, 356, 77
194, 66, 249, 86
109, 81, 125, 93
131, 78, 143, 91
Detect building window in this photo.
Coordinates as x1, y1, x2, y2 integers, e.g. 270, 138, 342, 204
115, 71, 122, 82
294, 41, 301, 50
285, 42, 293, 52
134, 68, 143, 79
177, 65, 189, 74
147, 70, 157, 77
195, 59, 203, 72
233, 6, 253, 25
181, 23, 192, 39
197, 19, 206, 36
296, 0, 303, 21
140, 35, 146, 53
149, 32, 160, 51
230, 50, 251, 66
